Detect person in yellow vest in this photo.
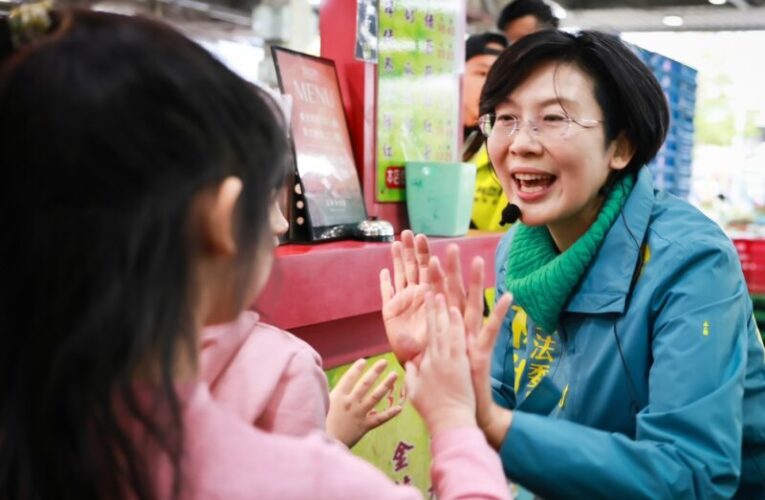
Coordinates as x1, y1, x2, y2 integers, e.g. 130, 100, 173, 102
463, 32, 508, 231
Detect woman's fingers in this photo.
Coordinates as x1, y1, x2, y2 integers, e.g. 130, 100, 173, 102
391, 241, 406, 292
479, 294, 513, 353
379, 268, 395, 306
401, 230, 419, 286
414, 233, 432, 284
469, 293, 513, 379
463, 257, 485, 337
381, 283, 418, 318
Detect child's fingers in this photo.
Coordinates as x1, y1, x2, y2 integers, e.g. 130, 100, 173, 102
361, 371, 398, 412
333, 358, 367, 395
447, 306, 467, 357
366, 404, 403, 430
424, 293, 438, 355
351, 358, 389, 401
427, 257, 449, 301
444, 245, 466, 310
433, 294, 450, 358
379, 269, 394, 305
391, 242, 406, 292
463, 257, 485, 336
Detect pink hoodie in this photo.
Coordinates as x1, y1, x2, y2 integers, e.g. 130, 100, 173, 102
195, 312, 511, 499
201, 311, 329, 437
151, 383, 510, 499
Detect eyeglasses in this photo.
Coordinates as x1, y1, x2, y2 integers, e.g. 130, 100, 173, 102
478, 112, 604, 142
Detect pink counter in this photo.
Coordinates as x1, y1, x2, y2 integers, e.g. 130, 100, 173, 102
255, 231, 502, 368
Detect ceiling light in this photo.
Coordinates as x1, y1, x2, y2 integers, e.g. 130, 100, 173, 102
662, 15, 684, 27
708, 0, 726, 4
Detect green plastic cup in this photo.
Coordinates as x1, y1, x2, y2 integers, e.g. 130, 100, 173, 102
405, 161, 477, 237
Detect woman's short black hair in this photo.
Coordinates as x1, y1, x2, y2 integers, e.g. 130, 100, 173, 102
479, 29, 669, 176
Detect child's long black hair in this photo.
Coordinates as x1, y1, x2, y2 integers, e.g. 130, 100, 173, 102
0, 8, 289, 499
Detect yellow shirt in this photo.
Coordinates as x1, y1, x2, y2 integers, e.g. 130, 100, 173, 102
470, 146, 508, 232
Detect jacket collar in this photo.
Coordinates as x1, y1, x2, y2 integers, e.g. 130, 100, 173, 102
563, 168, 655, 315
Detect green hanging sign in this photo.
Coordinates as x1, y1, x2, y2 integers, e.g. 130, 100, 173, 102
376, 0, 464, 202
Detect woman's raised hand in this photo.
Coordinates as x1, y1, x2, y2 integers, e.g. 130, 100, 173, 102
467, 293, 514, 449
379, 231, 433, 364
380, 230, 486, 364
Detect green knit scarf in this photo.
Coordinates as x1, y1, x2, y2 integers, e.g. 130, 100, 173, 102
505, 175, 635, 333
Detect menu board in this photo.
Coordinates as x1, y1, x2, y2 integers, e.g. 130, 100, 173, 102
272, 47, 367, 240
376, 0, 464, 202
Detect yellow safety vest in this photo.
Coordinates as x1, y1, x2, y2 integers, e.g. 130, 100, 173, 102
470, 146, 509, 232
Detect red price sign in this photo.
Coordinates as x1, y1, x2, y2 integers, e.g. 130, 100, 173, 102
385, 166, 406, 189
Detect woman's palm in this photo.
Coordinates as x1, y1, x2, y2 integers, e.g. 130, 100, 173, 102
381, 283, 429, 364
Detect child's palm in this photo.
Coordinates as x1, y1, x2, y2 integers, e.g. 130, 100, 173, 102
327, 358, 402, 448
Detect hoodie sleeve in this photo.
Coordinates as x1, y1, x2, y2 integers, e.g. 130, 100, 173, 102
255, 341, 330, 436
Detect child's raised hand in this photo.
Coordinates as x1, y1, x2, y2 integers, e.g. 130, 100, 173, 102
405, 293, 476, 436
326, 358, 403, 448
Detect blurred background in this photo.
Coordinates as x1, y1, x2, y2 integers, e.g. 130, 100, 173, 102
9, 0, 760, 230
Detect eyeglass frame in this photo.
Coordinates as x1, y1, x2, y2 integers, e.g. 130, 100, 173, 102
477, 112, 605, 141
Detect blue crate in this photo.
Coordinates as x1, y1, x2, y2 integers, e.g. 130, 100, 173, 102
631, 43, 697, 187
676, 175, 693, 191
653, 177, 677, 191
675, 161, 692, 173
677, 134, 694, 147
653, 154, 677, 169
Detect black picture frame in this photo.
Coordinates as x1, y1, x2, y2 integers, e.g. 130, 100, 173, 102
272, 46, 367, 242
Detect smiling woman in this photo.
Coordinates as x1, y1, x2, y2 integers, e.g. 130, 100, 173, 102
382, 28, 765, 500
473, 29, 765, 498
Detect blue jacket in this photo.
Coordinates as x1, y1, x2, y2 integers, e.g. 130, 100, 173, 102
492, 168, 765, 499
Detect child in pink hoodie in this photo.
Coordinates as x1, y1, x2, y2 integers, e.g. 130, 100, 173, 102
2, 9, 512, 500
201, 310, 401, 447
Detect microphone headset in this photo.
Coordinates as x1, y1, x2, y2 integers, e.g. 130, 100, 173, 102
499, 203, 521, 226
